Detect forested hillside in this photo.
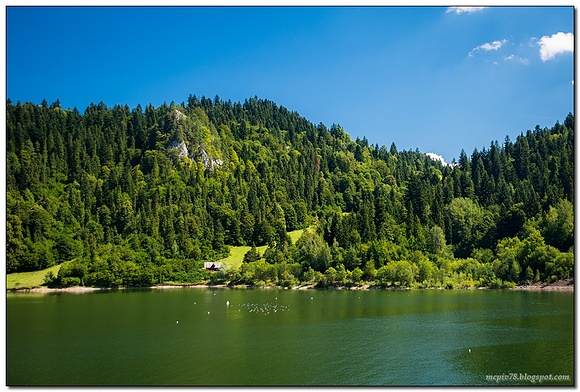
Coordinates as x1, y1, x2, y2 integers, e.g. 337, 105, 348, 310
6, 96, 574, 288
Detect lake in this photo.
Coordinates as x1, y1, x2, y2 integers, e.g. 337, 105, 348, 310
6, 288, 574, 386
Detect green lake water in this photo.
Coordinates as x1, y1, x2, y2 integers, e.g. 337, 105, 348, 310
6, 288, 574, 386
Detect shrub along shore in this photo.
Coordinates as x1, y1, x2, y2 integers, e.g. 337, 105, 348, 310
7, 278, 573, 294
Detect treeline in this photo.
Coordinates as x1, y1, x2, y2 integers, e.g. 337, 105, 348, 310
6, 96, 574, 288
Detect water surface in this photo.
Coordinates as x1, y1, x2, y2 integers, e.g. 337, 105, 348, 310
7, 288, 574, 386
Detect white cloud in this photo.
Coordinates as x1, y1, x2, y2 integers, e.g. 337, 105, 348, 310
426, 152, 449, 167
480, 39, 508, 51
469, 39, 508, 57
538, 32, 574, 61
446, 7, 487, 14
504, 54, 529, 65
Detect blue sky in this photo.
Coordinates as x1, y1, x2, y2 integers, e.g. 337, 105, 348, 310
6, 6, 574, 163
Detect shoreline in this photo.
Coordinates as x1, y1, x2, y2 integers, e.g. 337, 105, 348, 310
510, 277, 574, 292
7, 279, 574, 294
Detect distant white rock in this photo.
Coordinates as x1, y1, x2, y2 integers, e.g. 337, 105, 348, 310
200, 149, 223, 169
168, 140, 189, 159
173, 109, 187, 121
426, 152, 449, 167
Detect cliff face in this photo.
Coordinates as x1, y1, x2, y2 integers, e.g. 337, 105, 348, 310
167, 109, 223, 169
168, 140, 189, 159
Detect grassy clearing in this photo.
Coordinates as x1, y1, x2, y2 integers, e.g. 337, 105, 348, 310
220, 244, 268, 271
220, 226, 314, 271
289, 226, 313, 243
6, 262, 68, 290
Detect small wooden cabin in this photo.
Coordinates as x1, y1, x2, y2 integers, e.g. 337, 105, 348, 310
204, 262, 222, 271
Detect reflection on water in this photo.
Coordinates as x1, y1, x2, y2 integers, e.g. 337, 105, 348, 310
7, 288, 574, 386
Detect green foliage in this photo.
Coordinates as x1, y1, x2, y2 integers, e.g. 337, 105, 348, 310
242, 245, 261, 263
427, 226, 446, 255
447, 197, 485, 257
6, 97, 574, 288
541, 199, 574, 251
351, 267, 364, 285
377, 260, 418, 287
545, 252, 574, 281
416, 254, 437, 285
294, 231, 331, 272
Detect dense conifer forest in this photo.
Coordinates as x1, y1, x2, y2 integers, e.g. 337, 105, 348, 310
6, 96, 574, 288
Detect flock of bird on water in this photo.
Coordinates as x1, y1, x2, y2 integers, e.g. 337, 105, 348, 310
175, 293, 302, 322
173, 293, 474, 353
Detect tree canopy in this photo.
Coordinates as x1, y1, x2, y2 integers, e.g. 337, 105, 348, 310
6, 96, 574, 288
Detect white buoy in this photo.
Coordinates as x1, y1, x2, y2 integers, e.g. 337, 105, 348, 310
176, 320, 179, 324
468, 349, 471, 353
226, 301, 230, 306
208, 311, 210, 314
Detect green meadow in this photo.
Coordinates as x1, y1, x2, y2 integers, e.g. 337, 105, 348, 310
220, 227, 312, 271
6, 262, 68, 290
